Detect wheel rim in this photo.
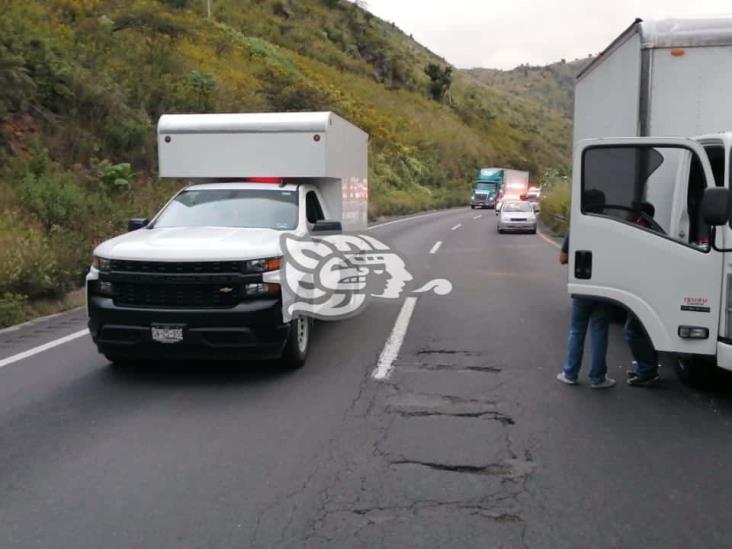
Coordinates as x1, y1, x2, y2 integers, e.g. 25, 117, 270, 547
296, 317, 309, 353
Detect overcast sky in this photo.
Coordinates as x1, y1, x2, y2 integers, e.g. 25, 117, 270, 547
359, 0, 732, 69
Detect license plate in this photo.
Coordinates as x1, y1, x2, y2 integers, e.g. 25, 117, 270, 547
151, 325, 184, 344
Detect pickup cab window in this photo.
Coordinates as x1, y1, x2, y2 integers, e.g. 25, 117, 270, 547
153, 189, 299, 230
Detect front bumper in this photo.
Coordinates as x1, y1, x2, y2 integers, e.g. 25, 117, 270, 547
88, 295, 290, 361
499, 222, 537, 232
471, 200, 496, 208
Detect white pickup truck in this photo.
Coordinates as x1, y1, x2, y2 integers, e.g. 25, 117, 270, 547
86, 112, 368, 368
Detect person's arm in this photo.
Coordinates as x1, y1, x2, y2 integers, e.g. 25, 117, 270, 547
559, 235, 569, 265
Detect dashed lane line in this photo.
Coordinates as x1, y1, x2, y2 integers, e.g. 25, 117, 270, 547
0, 329, 90, 370
429, 241, 442, 255
373, 297, 418, 380
451, 223, 462, 231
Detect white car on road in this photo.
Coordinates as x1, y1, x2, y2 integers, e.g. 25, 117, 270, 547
497, 201, 537, 234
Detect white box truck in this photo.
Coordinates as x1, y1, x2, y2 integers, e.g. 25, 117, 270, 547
86, 112, 368, 368
568, 17, 732, 383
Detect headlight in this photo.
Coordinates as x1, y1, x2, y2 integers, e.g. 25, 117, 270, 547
244, 257, 281, 273
92, 256, 112, 271
244, 283, 280, 296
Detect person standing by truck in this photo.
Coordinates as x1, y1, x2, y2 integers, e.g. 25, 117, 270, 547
557, 192, 615, 388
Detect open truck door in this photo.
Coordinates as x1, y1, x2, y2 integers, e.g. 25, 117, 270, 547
569, 137, 722, 356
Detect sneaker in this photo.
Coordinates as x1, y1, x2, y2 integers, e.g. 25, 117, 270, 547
556, 372, 578, 385
626, 370, 640, 379
627, 374, 660, 387
591, 377, 617, 389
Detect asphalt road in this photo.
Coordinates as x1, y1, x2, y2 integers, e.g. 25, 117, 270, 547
2, 208, 732, 548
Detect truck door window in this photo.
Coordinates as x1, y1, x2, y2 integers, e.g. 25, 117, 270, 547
703, 145, 725, 187
305, 191, 325, 224
582, 145, 710, 251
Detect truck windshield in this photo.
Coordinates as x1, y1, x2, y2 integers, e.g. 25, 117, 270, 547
153, 189, 299, 230
474, 183, 495, 192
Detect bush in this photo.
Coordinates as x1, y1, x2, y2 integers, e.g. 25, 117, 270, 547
539, 180, 570, 235
93, 159, 135, 192
16, 169, 88, 232
0, 293, 26, 328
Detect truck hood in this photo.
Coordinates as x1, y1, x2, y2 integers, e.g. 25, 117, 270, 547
94, 227, 291, 261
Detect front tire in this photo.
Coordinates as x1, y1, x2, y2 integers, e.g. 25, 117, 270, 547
281, 316, 311, 369
671, 354, 715, 386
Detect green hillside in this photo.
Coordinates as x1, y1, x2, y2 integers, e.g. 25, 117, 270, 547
0, 0, 573, 323
464, 58, 591, 117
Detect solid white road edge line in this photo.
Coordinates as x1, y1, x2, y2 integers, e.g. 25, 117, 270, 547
373, 297, 418, 380
536, 228, 562, 250
369, 209, 458, 230
451, 223, 462, 231
429, 241, 442, 255
0, 329, 90, 370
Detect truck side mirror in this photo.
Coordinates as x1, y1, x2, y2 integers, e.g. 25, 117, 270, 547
702, 188, 731, 226
312, 220, 342, 233
128, 218, 149, 232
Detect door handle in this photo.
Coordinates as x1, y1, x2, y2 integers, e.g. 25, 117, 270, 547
575, 251, 593, 280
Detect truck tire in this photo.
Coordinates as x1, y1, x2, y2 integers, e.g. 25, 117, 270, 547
671, 354, 715, 387
281, 316, 311, 369
470, 205, 475, 209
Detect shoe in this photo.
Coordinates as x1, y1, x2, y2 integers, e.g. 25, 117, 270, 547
626, 370, 640, 379
627, 374, 660, 387
591, 377, 617, 389
556, 372, 578, 385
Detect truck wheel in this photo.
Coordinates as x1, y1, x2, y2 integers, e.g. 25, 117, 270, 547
671, 354, 715, 387
281, 316, 311, 369
470, 205, 475, 209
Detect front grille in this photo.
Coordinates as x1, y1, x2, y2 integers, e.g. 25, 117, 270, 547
110, 259, 242, 274
510, 218, 528, 222
475, 194, 487, 200
105, 260, 248, 309
113, 281, 242, 308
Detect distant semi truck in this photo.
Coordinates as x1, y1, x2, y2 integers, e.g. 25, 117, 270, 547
470, 168, 529, 209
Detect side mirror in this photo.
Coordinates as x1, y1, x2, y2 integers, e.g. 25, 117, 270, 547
702, 188, 731, 226
128, 218, 149, 232
312, 220, 342, 233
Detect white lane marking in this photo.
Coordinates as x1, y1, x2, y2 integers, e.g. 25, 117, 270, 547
451, 223, 462, 231
373, 297, 418, 380
473, 214, 481, 220
429, 241, 442, 255
536, 229, 562, 250
370, 209, 459, 230
0, 329, 89, 370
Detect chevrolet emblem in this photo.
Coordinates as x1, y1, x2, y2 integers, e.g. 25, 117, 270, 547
219, 287, 234, 294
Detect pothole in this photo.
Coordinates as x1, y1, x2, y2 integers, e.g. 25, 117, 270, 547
385, 393, 513, 424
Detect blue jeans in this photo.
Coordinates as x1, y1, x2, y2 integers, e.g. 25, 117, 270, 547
624, 314, 659, 378
563, 298, 609, 384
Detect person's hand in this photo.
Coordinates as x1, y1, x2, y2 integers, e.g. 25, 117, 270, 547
559, 251, 569, 265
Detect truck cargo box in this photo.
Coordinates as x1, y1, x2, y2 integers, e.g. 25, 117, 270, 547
157, 112, 368, 231
574, 17, 732, 142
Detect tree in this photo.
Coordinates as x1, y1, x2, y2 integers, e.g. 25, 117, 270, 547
424, 63, 452, 102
